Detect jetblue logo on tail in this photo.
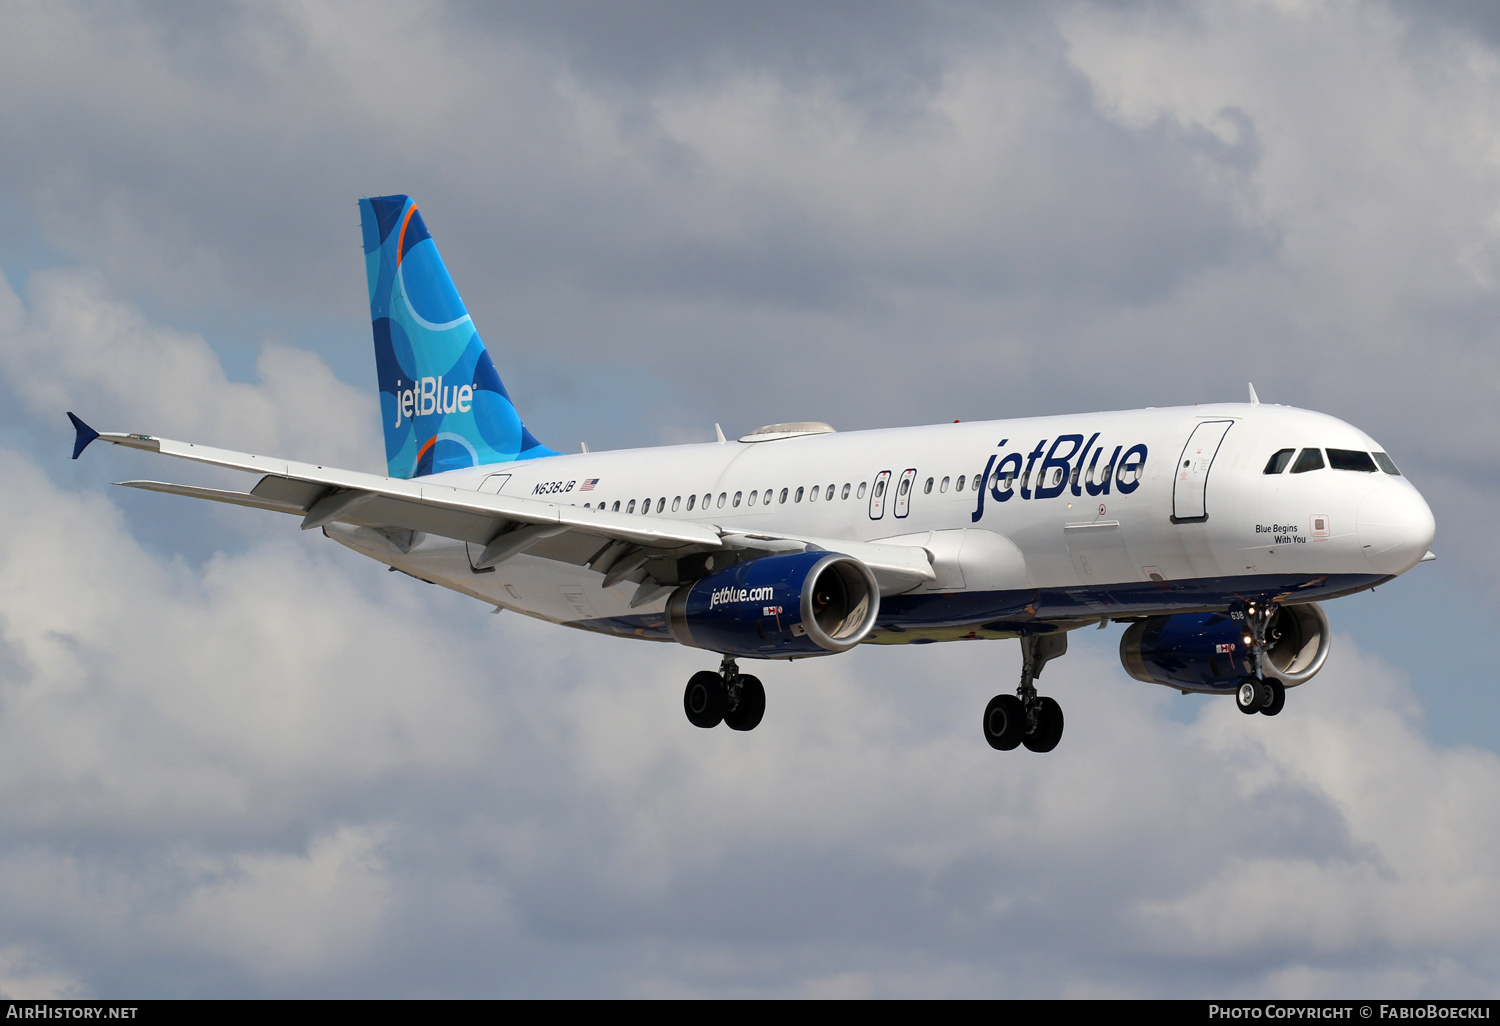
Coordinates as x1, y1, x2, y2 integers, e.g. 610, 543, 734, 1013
392, 377, 473, 427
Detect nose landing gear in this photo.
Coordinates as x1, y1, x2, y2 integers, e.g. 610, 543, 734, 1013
683, 655, 766, 731
983, 633, 1068, 753
1233, 600, 1288, 717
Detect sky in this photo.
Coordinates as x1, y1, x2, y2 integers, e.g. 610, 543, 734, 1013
0, 0, 1497, 998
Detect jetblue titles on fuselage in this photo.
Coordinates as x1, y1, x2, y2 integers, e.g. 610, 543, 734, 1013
971, 434, 1149, 522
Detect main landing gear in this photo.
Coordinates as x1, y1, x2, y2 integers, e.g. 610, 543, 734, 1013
1233, 599, 1286, 717
984, 633, 1068, 753
683, 655, 766, 731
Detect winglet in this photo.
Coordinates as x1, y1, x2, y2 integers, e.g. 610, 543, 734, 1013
1248, 382, 1260, 405
67, 412, 100, 460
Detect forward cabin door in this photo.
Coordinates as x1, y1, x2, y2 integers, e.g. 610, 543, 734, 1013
869, 470, 892, 520
1171, 420, 1234, 522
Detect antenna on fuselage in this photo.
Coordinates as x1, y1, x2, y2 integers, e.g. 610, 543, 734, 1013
715, 423, 726, 444
1248, 382, 1261, 405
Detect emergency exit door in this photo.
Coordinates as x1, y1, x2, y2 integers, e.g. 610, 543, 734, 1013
1172, 420, 1233, 522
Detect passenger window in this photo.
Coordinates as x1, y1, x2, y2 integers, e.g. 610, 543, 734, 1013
627, 499, 636, 513
809, 485, 819, 502
1374, 452, 1401, 476
826, 484, 834, 501
1290, 448, 1324, 474
795, 487, 805, 502
955, 475, 965, 492
857, 481, 867, 498
687, 494, 696, 511
717, 492, 727, 508
656, 497, 665, 513
899, 477, 910, 496
747, 490, 757, 506
733, 491, 742, 507
1327, 448, 1377, 473
1264, 449, 1295, 474
924, 477, 934, 494
703, 493, 711, 508
841, 483, 851, 499
612, 501, 620, 512
972, 474, 981, 491
873, 480, 884, 498
940, 477, 949, 493
780, 488, 789, 503
672, 496, 681, 511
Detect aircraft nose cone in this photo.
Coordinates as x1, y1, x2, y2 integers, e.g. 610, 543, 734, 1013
1357, 483, 1435, 575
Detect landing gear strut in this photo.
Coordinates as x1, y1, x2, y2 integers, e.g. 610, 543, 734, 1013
1234, 599, 1287, 717
683, 655, 765, 731
983, 632, 1067, 753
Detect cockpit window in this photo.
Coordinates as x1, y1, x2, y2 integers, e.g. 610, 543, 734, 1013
1373, 452, 1401, 476
1290, 448, 1325, 474
1327, 448, 1377, 472
1263, 449, 1295, 474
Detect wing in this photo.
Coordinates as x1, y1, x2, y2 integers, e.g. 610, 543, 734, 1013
79, 420, 935, 594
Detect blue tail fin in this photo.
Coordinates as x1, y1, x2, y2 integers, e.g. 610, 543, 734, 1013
359, 195, 556, 478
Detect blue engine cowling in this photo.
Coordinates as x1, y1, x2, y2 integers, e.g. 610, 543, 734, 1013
665, 551, 880, 658
1119, 603, 1330, 692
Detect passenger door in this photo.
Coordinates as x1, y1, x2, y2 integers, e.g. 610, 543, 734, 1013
893, 469, 917, 519
1172, 420, 1234, 522
869, 470, 891, 520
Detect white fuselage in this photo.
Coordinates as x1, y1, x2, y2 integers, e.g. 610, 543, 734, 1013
326, 402, 1435, 651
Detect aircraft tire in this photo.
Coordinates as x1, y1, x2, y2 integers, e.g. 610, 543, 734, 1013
1021, 696, 1064, 753
983, 694, 1025, 750
724, 675, 766, 731
1260, 678, 1286, 717
1236, 678, 1265, 715
684, 670, 727, 728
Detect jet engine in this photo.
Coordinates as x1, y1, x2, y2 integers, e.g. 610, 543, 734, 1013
1119, 602, 1331, 692
665, 551, 880, 658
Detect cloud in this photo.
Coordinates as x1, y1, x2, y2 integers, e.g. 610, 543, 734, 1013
0, 269, 378, 470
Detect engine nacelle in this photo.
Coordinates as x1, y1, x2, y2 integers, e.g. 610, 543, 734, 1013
665, 551, 880, 658
1119, 602, 1331, 692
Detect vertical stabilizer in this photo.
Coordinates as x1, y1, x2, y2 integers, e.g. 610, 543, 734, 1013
359, 194, 556, 478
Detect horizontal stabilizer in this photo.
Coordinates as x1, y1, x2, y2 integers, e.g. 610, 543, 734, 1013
115, 481, 306, 515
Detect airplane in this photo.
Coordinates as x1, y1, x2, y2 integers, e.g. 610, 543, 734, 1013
66, 194, 1437, 753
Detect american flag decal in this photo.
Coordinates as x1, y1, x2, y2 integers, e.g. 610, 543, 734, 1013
580, 479, 598, 491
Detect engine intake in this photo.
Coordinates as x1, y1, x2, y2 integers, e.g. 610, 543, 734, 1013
666, 551, 880, 658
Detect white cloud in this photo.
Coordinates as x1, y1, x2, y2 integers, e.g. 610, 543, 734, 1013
0, 945, 83, 1000
0, 269, 378, 469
